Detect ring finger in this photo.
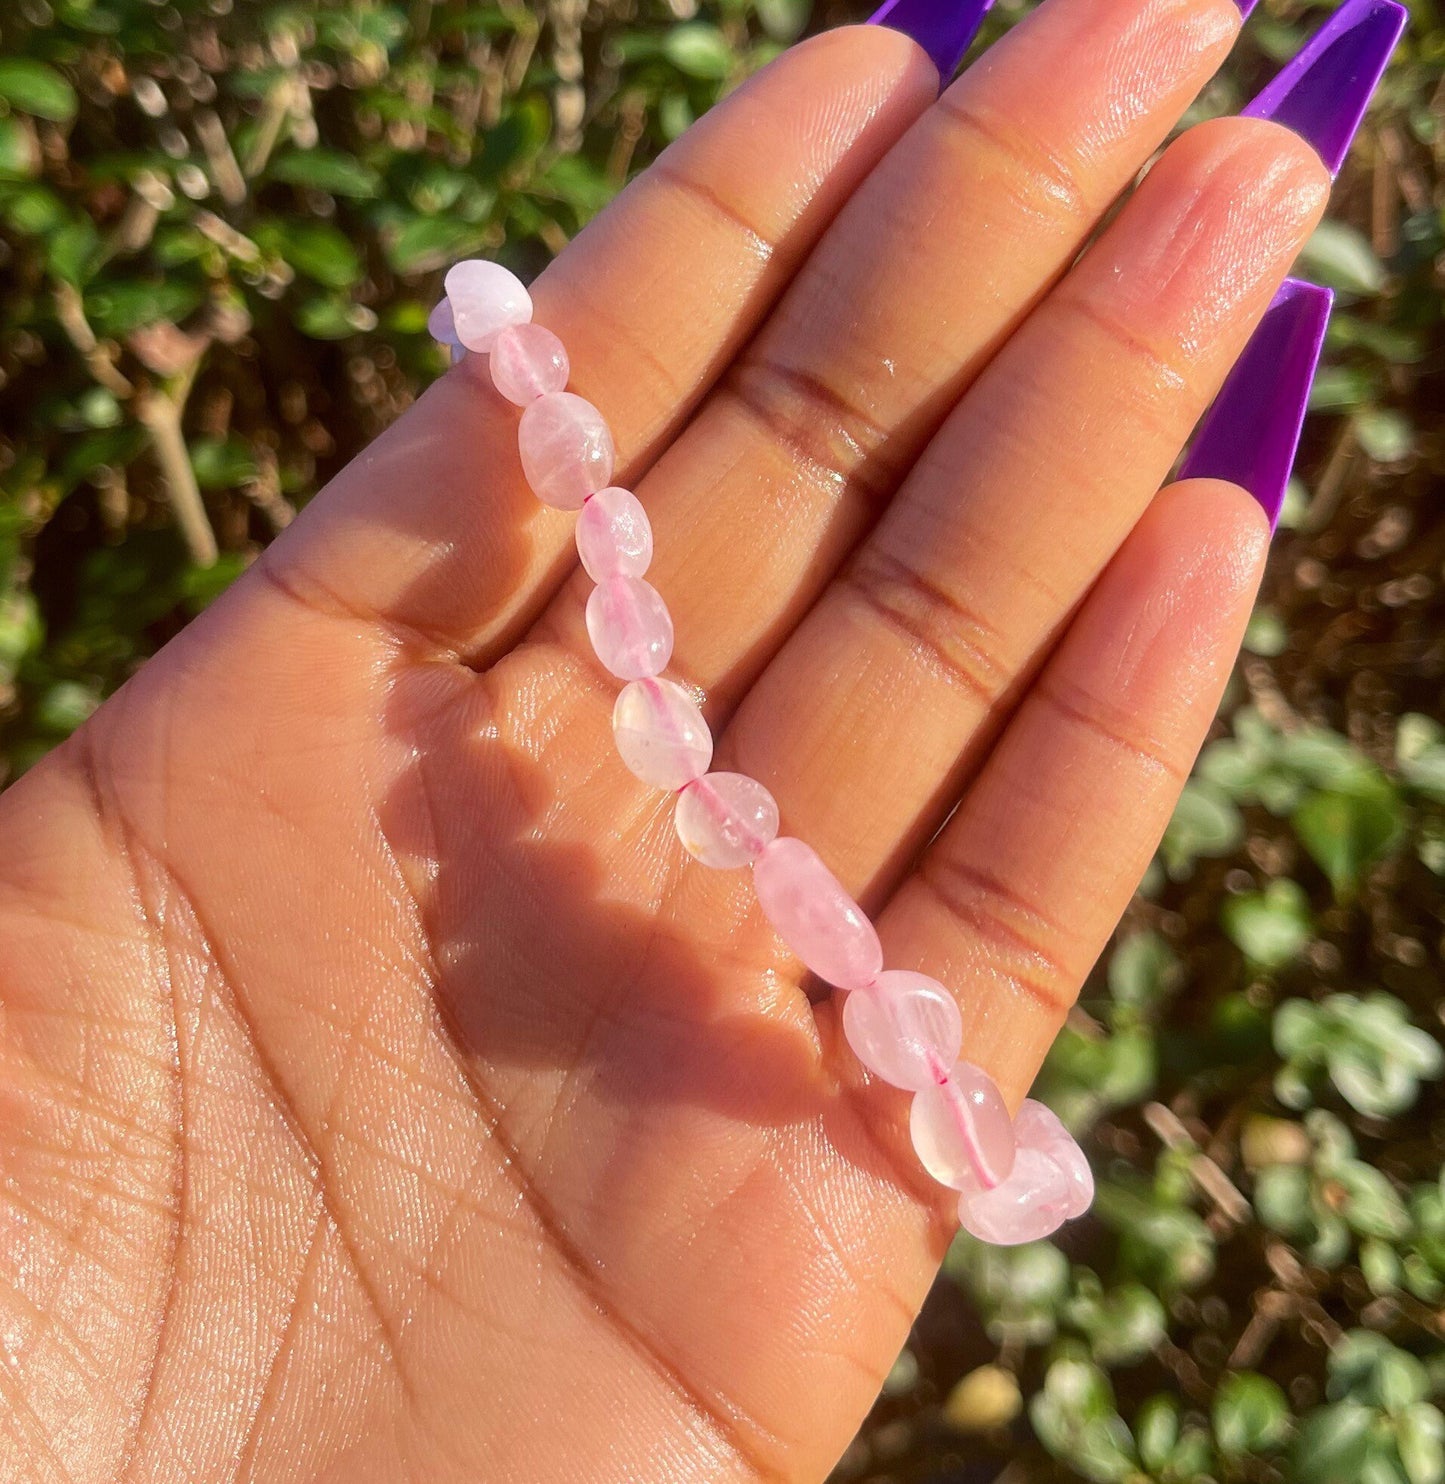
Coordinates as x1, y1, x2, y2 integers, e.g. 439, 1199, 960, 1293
718, 115, 1327, 893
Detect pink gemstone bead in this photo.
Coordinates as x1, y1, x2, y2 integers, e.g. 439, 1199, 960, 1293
842, 970, 963, 1092
518, 392, 615, 509
674, 773, 779, 869
576, 487, 653, 581
585, 577, 674, 680
612, 678, 712, 790
752, 838, 882, 990
1015, 1099, 1093, 1219
956, 1147, 1074, 1246
428, 297, 459, 345
489, 323, 570, 405
909, 1061, 1016, 1190
444, 260, 531, 352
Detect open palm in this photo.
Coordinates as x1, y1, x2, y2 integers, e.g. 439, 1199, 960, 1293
0, 1, 1329, 1479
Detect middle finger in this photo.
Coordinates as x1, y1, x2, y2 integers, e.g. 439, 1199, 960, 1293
532, 0, 1242, 700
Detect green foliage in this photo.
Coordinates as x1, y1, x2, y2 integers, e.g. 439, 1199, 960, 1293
0, 0, 784, 771
0, 3, 1441, 1483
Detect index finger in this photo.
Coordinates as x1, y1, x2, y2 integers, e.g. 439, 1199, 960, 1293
263, 29, 937, 660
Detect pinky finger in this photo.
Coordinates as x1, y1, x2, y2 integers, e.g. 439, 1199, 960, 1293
873, 479, 1269, 1103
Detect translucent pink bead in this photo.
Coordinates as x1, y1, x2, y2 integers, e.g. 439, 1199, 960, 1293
1015, 1099, 1093, 1219
842, 970, 963, 1092
518, 392, 615, 510
489, 323, 569, 405
585, 577, 673, 680
576, 487, 652, 581
909, 1061, 1016, 1190
752, 838, 882, 990
444, 260, 531, 352
674, 773, 779, 869
612, 678, 712, 790
429, 297, 459, 345
956, 1147, 1074, 1246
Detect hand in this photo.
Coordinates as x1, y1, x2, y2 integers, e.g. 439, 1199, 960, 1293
0, 0, 1327, 1477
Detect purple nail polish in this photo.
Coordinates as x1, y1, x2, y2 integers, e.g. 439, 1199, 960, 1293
1242, 0, 1407, 176
866, 0, 993, 82
1178, 278, 1332, 529
1235, 0, 1260, 16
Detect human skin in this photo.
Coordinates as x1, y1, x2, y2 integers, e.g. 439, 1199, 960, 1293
0, 0, 1331, 1479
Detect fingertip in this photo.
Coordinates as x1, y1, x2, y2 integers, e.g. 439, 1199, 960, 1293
1151, 476, 1273, 582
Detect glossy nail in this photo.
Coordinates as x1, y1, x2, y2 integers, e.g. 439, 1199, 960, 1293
1242, 0, 1407, 176
866, 0, 992, 82
1177, 277, 1332, 528
1234, 0, 1259, 15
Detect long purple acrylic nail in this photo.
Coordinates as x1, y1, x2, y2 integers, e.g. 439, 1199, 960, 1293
1178, 278, 1333, 529
1242, 0, 1407, 175
866, 0, 993, 82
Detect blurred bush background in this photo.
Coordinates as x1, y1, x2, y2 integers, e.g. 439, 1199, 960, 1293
0, 0, 1441, 1478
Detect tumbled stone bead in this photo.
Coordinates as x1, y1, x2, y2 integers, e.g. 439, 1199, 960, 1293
1015, 1099, 1093, 1219
752, 838, 882, 990
429, 297, 460, 345
842, 970, 963, 1092
518, 392, 615, 509
674, 773, 779, 869
444, 260, 531, 352
956, 1147, 1073, 1246
612, 678, 712, 790
489, 323, 569, 405
586, 576, 673, 680
909, 1061, 1016, 1190
576, 487, 653, 581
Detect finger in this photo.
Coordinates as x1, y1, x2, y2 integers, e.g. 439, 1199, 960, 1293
719, 117, 1327, 888
535, 0, 1243, 694
261, 28, 937, 657
861, 479, 1269, 1102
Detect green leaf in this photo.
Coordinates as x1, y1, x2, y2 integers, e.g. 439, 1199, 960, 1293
1354, 407, 1415, 462
0, 59, 79, 123
1312, 364, 1378, 413
49, 217, 101, 285
1160, 780, 1244, 878
1334, 1159, 1412, 1240
1360, 1236, 1403, 1295
384, 215, 490, 275
0, 115, 40, 180
1030, 1358, 1137, 1484
189, 437, 259, 491
268, 149, 382, 198
754, 0, 811, 41
1067, 1282, 1166, 1366
1330, 1333, 1424, 1407
1397, 1404, 1445, 1484
1223, 879, 1314, 970
1294, 782, 1406, 896
34, 679, 100, 735
1134, 1395, 1181, 1473
1294, 1402, 1378, 1483
84, 279, 206, 338
1107, 929, 1179, 1012
1301, 219, 1389, 296
662, 23, 735, 79
1244, 608, 1289, 656
1396, 714, 1445, 802
1215, 1372, 1293, 1455
254, 219, 364, 289
293, 295, 377, 340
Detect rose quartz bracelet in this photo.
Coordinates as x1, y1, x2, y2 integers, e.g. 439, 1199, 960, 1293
433, 259, 1094, 1246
